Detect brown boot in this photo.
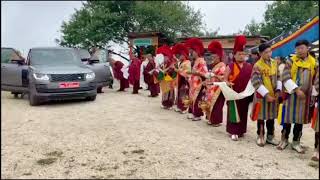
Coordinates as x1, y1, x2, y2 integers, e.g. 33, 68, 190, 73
311, 147, 319, 161
277, 133, 288, 150
256, 136, 265, 147
291, 141, 305, 154
266, 135, 279, 146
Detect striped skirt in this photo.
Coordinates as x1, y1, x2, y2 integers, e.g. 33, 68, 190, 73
282, 93, 311, 124
252, 93, 278, 120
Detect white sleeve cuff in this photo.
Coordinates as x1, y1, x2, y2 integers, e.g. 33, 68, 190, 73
276, 81, 282, 91
257, 85, 269, 97
284, 79, 298, 94
312, 85, 319, 96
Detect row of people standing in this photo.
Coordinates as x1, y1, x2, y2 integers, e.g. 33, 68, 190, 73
137, 36, 251, 139
110, 36, 319, 162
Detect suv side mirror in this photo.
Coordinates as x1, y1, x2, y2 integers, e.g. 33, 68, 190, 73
81, 58, 89, 62
11, 59, 25, 65
88, 59, 99, 64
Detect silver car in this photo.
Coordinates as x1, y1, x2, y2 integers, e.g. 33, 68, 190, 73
1, 47, 97, 106
76, 48, 113, 93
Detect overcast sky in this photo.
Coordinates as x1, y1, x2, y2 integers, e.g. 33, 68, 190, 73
1, 1, 273, 57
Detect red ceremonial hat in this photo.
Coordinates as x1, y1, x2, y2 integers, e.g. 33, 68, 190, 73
233, 35, 247, 54
207, 40, 223, 59
171, 43, 189, 58
185, 38, 204, 56
156, 45, 173, 59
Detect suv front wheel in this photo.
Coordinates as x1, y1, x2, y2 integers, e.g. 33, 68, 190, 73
86, 95, 96, 101
29, 91, 41, 106
97, 87, 103, 93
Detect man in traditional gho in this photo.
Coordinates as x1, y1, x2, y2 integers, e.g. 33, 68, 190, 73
251, 43, 281, 147
128, 55, 142, 94
185, 38, 208, 121
224, 35, 253, 141
310, 67, 319, 161
143, 54, 160, 97
172, 43, 192, 113
109, 58, 129, 92
277, 40, 317, 153
156, 45, 176, 109
201, 40, 226, 127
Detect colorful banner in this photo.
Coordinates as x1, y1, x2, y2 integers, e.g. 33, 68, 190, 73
248, 15, 319, 58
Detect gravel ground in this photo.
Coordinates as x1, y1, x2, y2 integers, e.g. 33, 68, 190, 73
1, 83, 319, 179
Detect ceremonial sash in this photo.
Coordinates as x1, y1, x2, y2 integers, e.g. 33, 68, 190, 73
228, 100, 240, 123
228, 63, 241, 123
251, 102, 261, 121
159, 66, 176, 93
291, 54, 316, 83
255, 58, 277, 97
311, 102, 318, 129
228, 63, 240, 83
277, 103, 286, 125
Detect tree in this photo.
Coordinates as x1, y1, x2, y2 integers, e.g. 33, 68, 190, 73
59, 1, 204, 50
197, 27, 220, 37
242, 1, 319, 38
241, 19, 261, 36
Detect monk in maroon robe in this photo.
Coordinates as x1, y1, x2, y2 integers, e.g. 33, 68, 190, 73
185, 38, 208, 121
224, 35, 253, 141
157, 45, 176, 109
203, 41, 226, 127
172, 43, 191, 113
143, 54, 160, 97
110, 59, 129, 91
128, 57, 141, 94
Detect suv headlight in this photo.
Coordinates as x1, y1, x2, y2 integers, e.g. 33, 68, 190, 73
86, 72, 95, 80
33, 73, 50, 81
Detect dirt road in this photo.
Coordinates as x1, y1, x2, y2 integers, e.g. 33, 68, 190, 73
1, 83, 319, 179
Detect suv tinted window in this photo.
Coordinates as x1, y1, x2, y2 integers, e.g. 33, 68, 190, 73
30, 49, 81, 66
1, 48, 19, 63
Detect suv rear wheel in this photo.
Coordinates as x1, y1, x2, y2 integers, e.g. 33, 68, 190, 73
11, 92, 19, 98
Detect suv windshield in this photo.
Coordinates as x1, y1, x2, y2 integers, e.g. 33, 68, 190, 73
77, 49, 91, 59
30, 49, 81, 65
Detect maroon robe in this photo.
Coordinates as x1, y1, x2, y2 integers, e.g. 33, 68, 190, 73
207, 63, 225, 125
113, 61, 129, 91
190, 85, 205, 118
226, 62, 252, 135
128, 58, 141, 93
143, 60, 160, 97
209, 93, 225, 124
